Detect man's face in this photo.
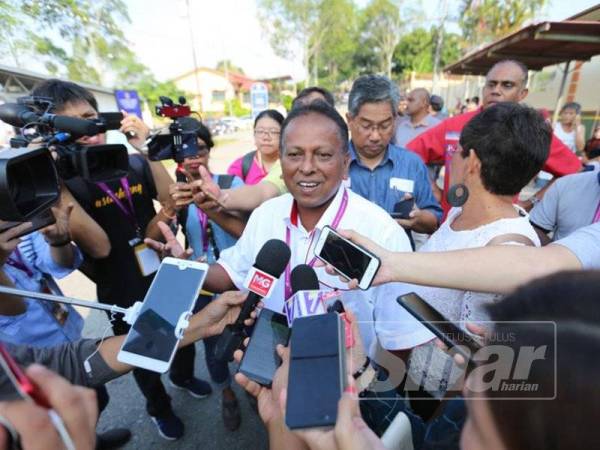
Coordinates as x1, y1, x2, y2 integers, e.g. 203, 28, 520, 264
58, 101, 105, 146
281, 113, 349, 210
406, 90, 426, 116
560, 108, 577, 125
482, 63, 528, 108
181, 138, 210, 178
347, 102, 394, 159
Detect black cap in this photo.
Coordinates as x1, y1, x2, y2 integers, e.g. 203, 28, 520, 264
430, 95, 444, 111
254, 239, 291, 277
290, 264, 320, 294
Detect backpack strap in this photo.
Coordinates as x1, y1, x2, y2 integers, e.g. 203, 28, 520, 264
241, 151, 257, 181
217, 174, 234, 190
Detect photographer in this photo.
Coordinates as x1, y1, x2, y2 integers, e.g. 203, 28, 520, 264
29, 79, 192, 441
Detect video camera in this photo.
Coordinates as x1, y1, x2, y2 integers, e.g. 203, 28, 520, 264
147, 96, 200, 162
0, 96, 129, 232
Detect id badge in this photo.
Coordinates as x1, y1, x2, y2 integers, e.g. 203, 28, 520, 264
132, 240, 160, 276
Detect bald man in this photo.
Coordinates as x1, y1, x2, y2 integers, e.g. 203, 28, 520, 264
392, 87, 440, 147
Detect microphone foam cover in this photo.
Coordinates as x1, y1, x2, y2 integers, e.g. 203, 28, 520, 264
254, 239, 291, 278
291, 264, 320, 294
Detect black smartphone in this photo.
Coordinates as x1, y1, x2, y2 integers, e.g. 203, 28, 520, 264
390, 198, 415, 219
396, 293, 482, 360
238, 309, 290, 387
315, 226, 380, 290
286, 313, 346, 430
98, 112, 124, 131
0, 209, 56, 239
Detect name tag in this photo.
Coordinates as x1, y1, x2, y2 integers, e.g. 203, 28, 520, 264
389, 177, 414, 193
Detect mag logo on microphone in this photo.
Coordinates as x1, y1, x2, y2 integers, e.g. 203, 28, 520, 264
244, 268, 277, 298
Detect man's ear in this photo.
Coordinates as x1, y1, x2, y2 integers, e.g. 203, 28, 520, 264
342, 151, 351, 179
466, 148, 482, 175
518, 88, 529, 102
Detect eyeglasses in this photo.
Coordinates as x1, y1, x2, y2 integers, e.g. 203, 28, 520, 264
254, 129, 281, 138
356, 121, 394, 134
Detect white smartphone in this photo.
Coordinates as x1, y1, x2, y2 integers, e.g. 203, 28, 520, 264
314, 226, 380, 290
117, 257, 208, 373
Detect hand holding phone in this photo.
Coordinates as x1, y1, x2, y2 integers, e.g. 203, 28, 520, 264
315, 226, 380, 290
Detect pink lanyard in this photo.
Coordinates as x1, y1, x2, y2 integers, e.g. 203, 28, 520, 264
593, 199, 600, 224
283, 189, 349, 300
6, 248, 33, 277
95, 178, 140, 235
195, 207, 210, 253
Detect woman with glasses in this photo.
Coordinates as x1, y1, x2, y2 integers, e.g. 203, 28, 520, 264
227, 109, 285, 184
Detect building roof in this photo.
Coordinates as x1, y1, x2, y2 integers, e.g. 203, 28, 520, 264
444, 21, 600, 75
567, 4, 600, 21
0, 63, 114, 94
172, 66, 255, 90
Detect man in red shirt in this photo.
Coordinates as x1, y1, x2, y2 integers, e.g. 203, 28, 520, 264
407, 59, 582, 214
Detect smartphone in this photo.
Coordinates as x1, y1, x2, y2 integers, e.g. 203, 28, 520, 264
98, 112, 124, 131
396, 293, 482, 360
286, 313, 346, 430
390, 198, 415, 219
0, 209, 56, 239
0, 342, 50, 407
238, 309, 290, 387
314, 226, 380, 290
118, 258, 208, 373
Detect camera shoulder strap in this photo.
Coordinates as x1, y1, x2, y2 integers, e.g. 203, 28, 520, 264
241, 151, 256, 181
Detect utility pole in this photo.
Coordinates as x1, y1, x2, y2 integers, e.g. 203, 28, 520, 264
185, 0, 202, 111
431, 0, 448, 94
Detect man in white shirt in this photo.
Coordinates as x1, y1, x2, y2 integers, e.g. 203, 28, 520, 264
153, 102, 419, 354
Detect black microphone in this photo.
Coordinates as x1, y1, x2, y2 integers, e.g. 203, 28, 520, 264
0, 103, 100, 136
214, 239, 291, 362
291, 264, 320, 294
0, 103, 39, 127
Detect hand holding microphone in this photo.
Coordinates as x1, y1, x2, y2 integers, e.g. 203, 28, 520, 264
213, 239, 291, 362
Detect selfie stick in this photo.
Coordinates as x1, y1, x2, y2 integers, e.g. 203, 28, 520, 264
0, 285, 142, 324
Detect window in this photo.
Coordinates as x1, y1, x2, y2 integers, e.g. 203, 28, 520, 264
212, 90, 226, 102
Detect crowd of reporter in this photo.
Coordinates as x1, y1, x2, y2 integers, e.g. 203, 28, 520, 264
0, 56, 599, 450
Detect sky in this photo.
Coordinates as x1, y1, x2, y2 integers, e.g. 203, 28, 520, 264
123, 0, 598, 83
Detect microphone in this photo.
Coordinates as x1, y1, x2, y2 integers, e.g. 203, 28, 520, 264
291, 264, 320, 293
0, 103, 100, 136
214, 239, 291, 362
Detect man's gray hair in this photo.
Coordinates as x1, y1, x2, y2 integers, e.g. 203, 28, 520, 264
348, 75, 400, 117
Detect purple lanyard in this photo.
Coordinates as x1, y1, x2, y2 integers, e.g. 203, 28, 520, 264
6, 248, 33, 277
95, 178, 140, 236
283, 189, 349, 300
196, 207, 210, 253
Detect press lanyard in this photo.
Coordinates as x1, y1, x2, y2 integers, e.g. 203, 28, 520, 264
6, 248, 33, 277
593, 199, 600, 224
196, 207, 210, 253
283, 189, 349, 300
95, 178, 141, 236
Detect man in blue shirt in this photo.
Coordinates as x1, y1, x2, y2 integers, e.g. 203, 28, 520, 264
345, 75, 442, 244
0, 203, 83, 346
164, 118, 244, 431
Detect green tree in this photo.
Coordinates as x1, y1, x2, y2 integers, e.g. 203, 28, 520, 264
356, 0, 404, 78
392, 27, 462, 75
459, 0, 547, 48
216, 60, 245, 75
223, 98, 251, 117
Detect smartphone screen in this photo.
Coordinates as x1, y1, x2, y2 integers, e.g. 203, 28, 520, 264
391, 198, 415, 219
286, 313, 345, 429
397, 293, 482, 357
120, 260, 206, 364
238, 309, 290, 386
318, 227, 375, 282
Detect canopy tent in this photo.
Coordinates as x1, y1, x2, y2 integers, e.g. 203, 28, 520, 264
443, 20, 600, 122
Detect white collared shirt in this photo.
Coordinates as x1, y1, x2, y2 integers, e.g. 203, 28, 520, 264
218, 186, 426, 352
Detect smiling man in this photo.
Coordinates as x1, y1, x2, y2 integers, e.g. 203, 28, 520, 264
407, 59, 582, 214
189, 101, 419, 354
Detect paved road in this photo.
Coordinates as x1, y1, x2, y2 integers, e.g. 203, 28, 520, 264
59, 131, 270, 449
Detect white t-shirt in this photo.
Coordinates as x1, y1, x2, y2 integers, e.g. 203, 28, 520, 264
554, 123, 577, 153
404, 206, 540, 396
217, 186, 418, 353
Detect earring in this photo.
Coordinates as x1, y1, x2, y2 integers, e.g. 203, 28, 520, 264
447, 183, 469, 207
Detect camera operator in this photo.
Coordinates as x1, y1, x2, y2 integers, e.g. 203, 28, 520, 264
29, 79, 193, 441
